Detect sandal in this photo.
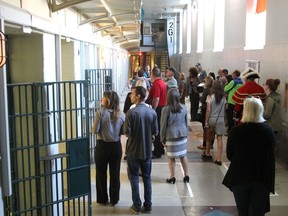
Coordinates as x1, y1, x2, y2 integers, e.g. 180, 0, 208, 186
197, 145, 206, 150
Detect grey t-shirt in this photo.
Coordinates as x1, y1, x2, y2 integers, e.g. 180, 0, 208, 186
165, 77, 178, 89
91, 108, 125, 142
206, 94, 226, 135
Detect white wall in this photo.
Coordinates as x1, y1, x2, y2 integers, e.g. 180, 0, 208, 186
170, 0, 288, 123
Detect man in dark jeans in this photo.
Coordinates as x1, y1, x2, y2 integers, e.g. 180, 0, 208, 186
149, 66, 167, 158
124, 86, 158, 214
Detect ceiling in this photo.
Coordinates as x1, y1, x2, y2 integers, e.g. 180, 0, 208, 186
4, 0, 191, 51
52, 0, 191, 51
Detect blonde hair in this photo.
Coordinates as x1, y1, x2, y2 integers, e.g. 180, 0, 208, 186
179, 72, 185, 81
241, 97, 265, 123
135, 79, 147, 89
204, 76, 213, 88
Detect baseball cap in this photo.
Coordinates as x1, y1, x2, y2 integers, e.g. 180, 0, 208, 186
166, 66, 176, 73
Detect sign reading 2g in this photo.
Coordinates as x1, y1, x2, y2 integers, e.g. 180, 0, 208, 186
168, 22, 174, 43
167, 18, 175, 55
167, 20, 174, 44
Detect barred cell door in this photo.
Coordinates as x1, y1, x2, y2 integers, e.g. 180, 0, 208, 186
5, 81, 91, 216
85, 68, 112, 163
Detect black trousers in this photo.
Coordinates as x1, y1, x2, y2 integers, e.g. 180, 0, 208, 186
232, 183, 270, 216
227, 103, 235, 132
189, 93, 200, 121
153, 106, 164, 157
95, 140, 122, 204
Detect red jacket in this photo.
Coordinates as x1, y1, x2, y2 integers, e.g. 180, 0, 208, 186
232, 81, 266, 113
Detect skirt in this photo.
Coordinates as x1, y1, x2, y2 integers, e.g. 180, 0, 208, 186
166, 137, 187, 158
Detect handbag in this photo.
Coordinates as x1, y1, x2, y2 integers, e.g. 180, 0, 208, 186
204, 101, 224, 142
205, 126, 216, 142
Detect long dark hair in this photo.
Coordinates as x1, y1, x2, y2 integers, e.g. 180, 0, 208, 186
103, 91, 121, 120
189, 67, 198, 79
166, 88, 182, 113
211, 80, 225, 104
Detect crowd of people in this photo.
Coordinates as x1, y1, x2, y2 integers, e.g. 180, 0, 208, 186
91, 63, 281, 215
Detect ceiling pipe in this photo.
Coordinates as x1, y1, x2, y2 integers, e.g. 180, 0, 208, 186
80, 12, 136, 25
51, 0, 92, 12
93, 24, 115, 33
80, 13, 109, 25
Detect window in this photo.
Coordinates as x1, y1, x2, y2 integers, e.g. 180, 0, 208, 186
214, 0, 225, 52
197, 0, 203, 53
186, 2, 192, 53
179, 9, 183, 54
245, 0, 267, 50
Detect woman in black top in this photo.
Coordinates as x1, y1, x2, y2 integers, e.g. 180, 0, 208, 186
186, 67, 200, 121
223, 97, 275, 216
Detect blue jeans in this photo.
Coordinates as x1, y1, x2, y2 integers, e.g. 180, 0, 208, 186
127, 157, 152, 208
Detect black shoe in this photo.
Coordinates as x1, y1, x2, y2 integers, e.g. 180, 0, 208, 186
166, 177, 176, 184
214, 160, 222, 166
202, 153, 212, 159
141, 205, 152, 214
110, 201, 118, 206
130, 205, 141, 215
183, 176, 189, 183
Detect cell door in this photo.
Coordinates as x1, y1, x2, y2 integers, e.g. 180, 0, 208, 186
5, 81, 91, 216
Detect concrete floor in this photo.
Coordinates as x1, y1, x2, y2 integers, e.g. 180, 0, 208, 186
90, 89, 288, 216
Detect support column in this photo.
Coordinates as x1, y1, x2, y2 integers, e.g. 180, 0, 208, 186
0, 19, 12, 216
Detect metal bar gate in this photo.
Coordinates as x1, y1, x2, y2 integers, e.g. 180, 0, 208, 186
85, 69, 112, 163
5, 81, 91, 216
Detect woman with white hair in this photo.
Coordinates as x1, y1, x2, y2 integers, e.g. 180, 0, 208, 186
223, 97, 275, 216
